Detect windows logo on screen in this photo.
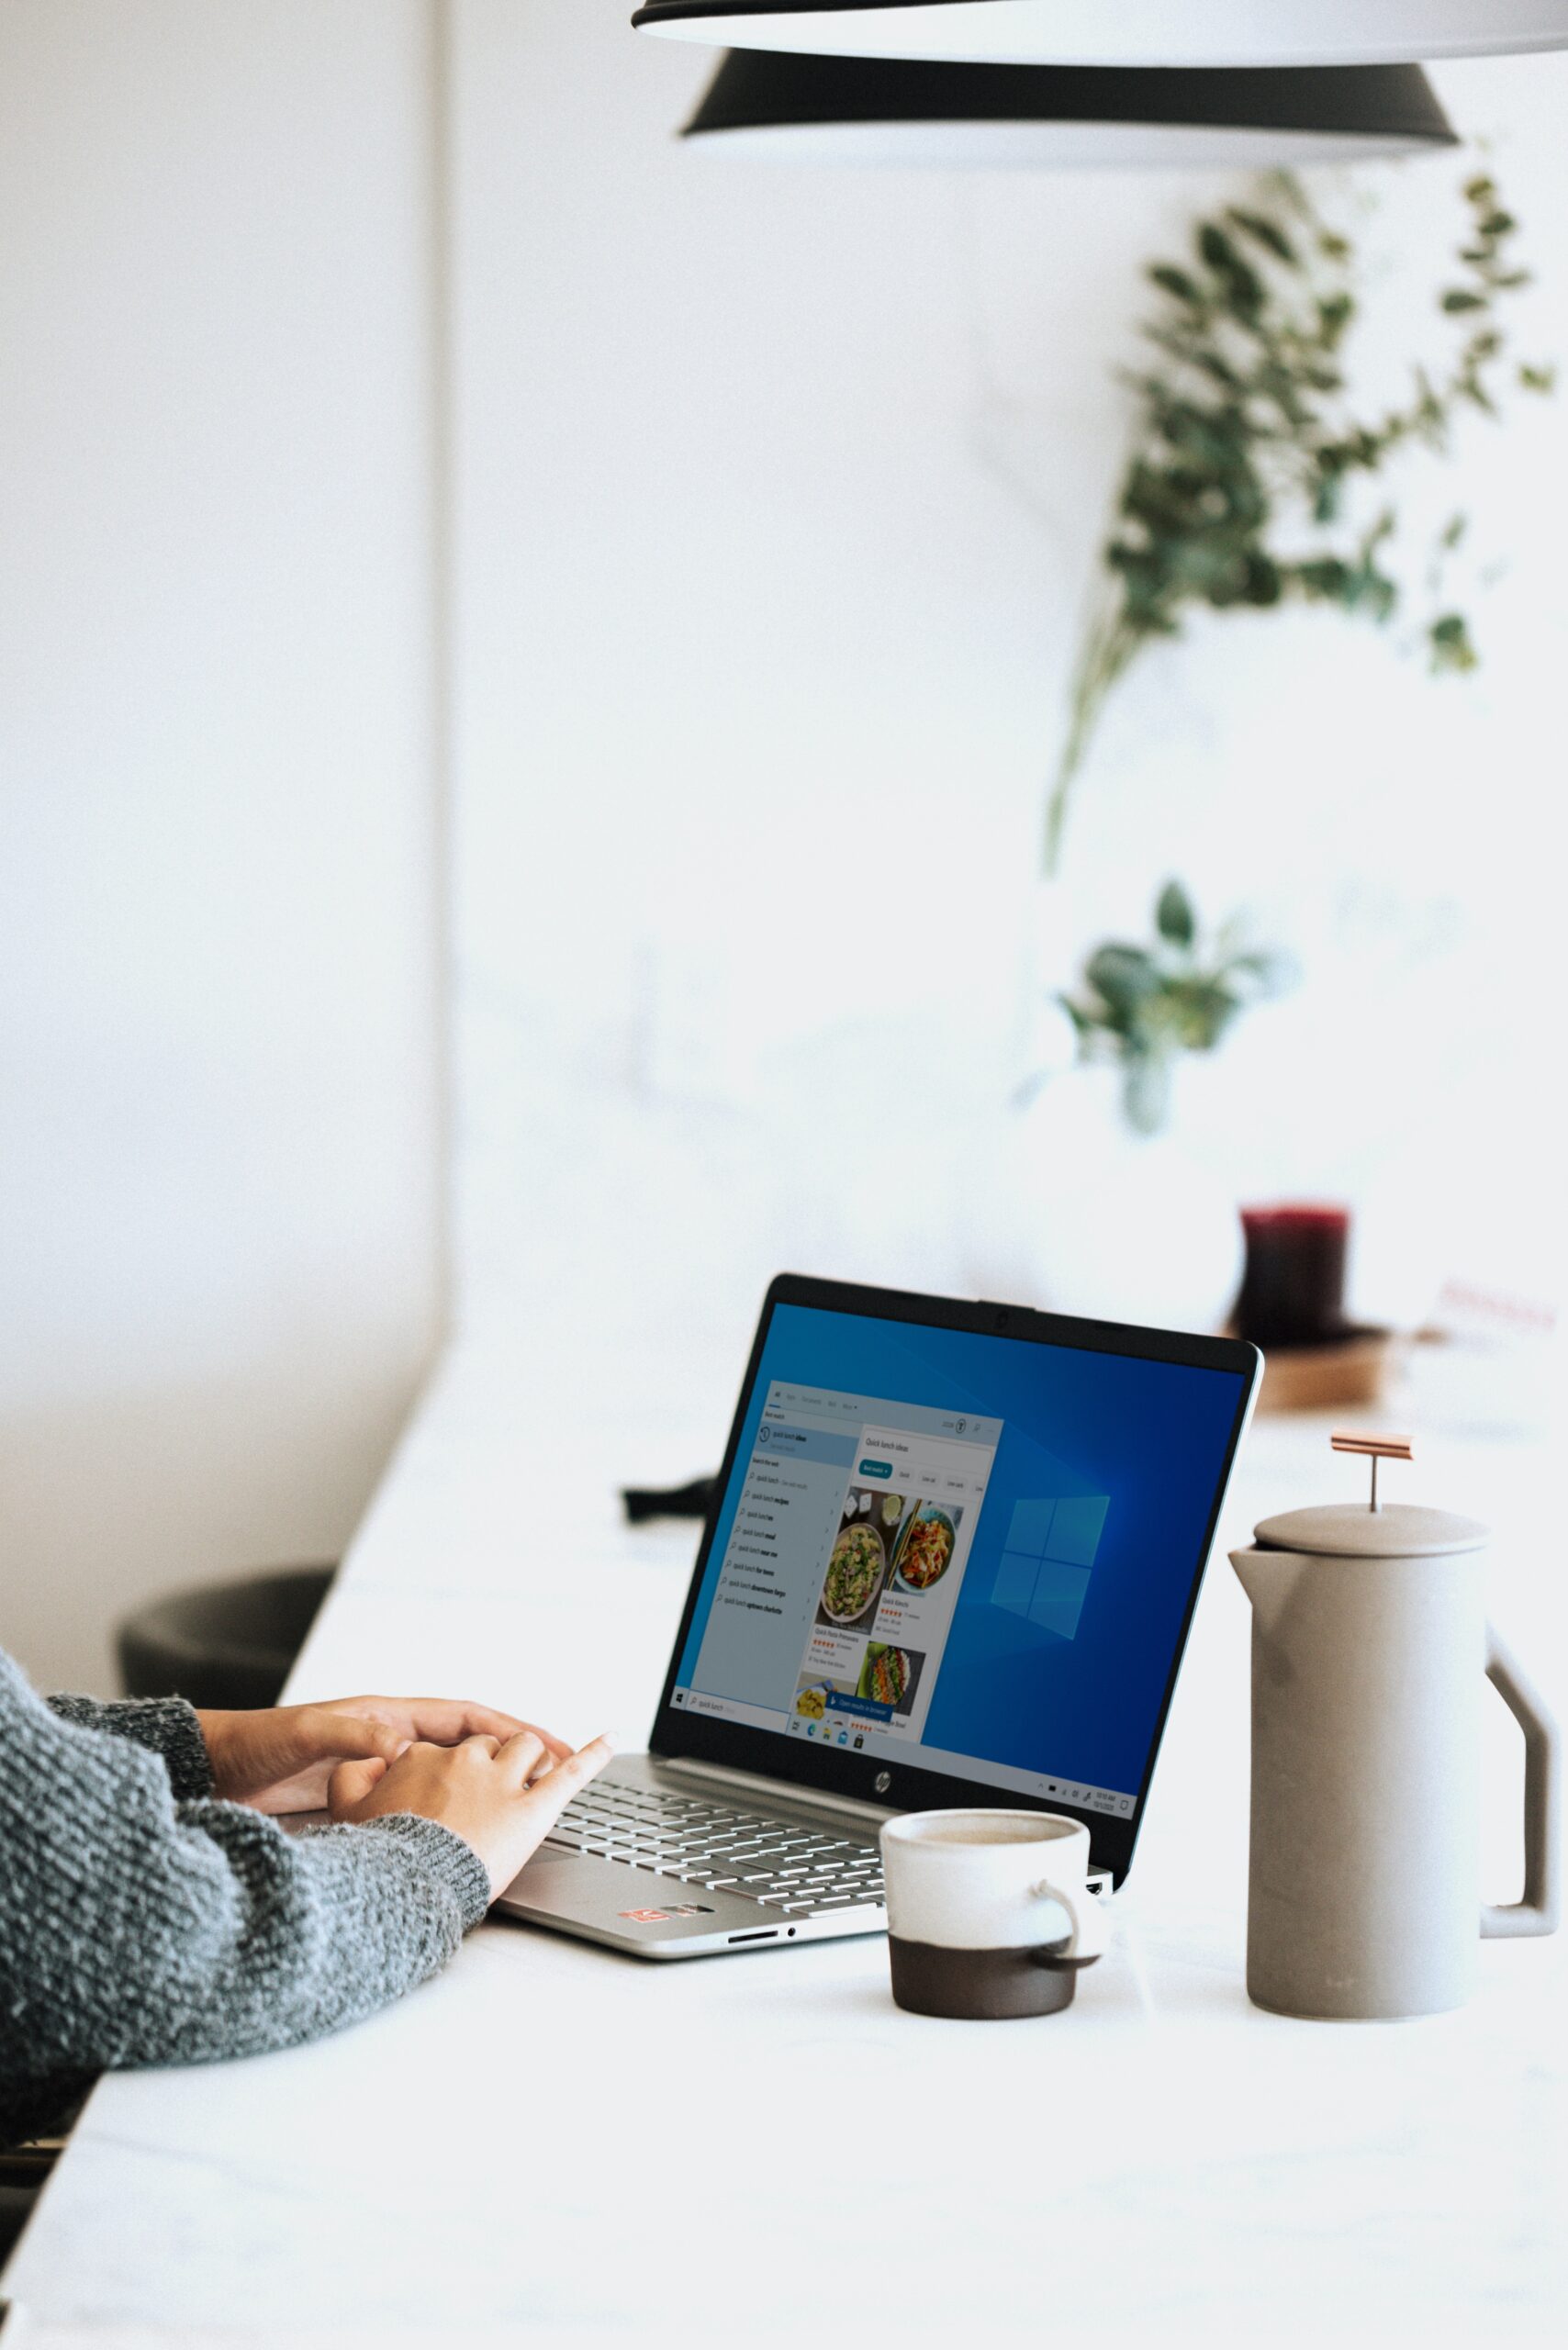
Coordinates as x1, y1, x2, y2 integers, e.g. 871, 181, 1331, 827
990, 1494, 1109, 1641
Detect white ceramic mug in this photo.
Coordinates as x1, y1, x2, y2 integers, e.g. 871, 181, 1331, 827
879, 1809, 1108, 2019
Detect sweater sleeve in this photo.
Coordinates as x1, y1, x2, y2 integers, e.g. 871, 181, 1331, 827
46, 1691, 216, 1799
2, 1655, 490, 2142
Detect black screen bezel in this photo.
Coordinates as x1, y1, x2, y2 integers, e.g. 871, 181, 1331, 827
648, 1272, 1258, 1886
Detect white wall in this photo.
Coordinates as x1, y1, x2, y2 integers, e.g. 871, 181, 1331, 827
0, 1, 445, 1690
451, 6, 1568, 1376
5, 5, 1562, 1692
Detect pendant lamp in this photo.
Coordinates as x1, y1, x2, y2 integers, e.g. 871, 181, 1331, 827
679, 51, 1457, 166
633, 1, 1568, 71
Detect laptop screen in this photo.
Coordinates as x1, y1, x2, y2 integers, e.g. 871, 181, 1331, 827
667, 1299, 1249, 1823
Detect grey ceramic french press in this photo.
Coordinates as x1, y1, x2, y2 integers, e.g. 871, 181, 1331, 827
1231, 1431, 1561, 2020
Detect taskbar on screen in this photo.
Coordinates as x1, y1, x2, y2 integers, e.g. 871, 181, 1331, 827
668, 1684, 1137, 1818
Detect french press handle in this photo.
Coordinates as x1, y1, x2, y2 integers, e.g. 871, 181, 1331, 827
1482, 1628, 1562, 1940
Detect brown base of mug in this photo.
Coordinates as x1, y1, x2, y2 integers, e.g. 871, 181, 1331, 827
888, 1933, 1091, 2020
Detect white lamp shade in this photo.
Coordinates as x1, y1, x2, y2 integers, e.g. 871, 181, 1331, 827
633, 1, 1568, 70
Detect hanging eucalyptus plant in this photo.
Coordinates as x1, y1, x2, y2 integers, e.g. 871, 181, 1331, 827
1044, 166, 1553, 874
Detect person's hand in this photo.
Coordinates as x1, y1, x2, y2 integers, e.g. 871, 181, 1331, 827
328, 1730, 616, 1901
196, 1696, 574, 1814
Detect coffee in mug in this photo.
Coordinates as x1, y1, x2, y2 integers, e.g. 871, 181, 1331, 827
880, 1809, 1107, 2020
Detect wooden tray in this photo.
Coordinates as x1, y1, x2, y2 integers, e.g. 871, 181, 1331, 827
1254, 1328, 1396, 1415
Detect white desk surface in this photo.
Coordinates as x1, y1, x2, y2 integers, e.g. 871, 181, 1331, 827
6, 1335, 1565, 2347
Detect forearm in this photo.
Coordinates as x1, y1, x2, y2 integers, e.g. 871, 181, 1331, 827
46, 1692, 214, 1798
7, 1802, 488, 2096
5, 1659, 490, 2109
98, 1804, 492, 2068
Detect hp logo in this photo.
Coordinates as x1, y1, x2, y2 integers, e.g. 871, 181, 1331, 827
874, 1770, 892, 1796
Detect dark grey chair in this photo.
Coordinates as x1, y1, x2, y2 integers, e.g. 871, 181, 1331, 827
0, 2135, 64, 2263
117, 1566, 335, 1710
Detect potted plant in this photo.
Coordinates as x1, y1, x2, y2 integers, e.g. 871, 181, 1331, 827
1058, 880, 1295, 1136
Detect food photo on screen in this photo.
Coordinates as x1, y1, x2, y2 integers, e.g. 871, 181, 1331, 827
792, 1673, 851, 1721
856, 1641, 924, 1717
816, 1499, 891, 1627
890, 1502, 960, 1595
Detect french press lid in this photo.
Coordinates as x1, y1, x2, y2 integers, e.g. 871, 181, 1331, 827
1253, 1431, 1489, 1559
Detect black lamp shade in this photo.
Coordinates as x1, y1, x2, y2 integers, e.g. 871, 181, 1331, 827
634, 0, 1568, 70
679, 51, 1458, 165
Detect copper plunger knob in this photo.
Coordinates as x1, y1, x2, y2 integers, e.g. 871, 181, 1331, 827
1331, 1431, 1415, 1461
1331, 1429, 1414, 1513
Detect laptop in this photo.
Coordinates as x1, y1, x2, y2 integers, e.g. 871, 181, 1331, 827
498, 1273, 1260, 1959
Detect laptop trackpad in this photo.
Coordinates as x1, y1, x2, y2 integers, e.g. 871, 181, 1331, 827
496, 1852, 762, 1930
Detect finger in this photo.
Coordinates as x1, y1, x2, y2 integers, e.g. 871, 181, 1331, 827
367, 1698, 575, 1762
510, 1718, 575, 1763
463, 1733, 502, 1759
442, 1703, 571, 1761
328, 1755, 388, 1817
494, 1729, 546, 1789
305, 1709, 403, 1767
515, 1735, 615, 1831
371, 1699, 552, 1752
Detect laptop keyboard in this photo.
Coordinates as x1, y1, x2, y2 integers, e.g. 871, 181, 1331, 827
544, 1780, 886, 1917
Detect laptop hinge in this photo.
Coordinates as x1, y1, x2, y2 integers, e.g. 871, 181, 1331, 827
657, 1754, 894, 1830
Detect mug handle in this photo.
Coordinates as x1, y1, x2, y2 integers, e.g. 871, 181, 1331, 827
1481, 1625, 1562, 1940
1032, 1876, 1107, 1965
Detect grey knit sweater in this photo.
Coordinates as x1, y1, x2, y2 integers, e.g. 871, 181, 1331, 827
0, 1649, 491, 2143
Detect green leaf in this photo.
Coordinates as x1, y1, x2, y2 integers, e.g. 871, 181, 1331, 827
1440, 289, 1487, 313
1226, 207, 1298, 266
1242, 552, 1282, 606
1294, 556, 1351, 602
1439, 512, 1468, 550
1359, 569, 1398, 623
1148, 263, 1202, 305
1191, 349, 1244, 391
1519, 362, 1557, 393
1170, 979, 1241, 1050
1316, 291, 1355, 343
1155, 879, 1196, 949
1429, 612, 1479, 673
1196, 222, 1264, 315
1086, 944, 1162, 1021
